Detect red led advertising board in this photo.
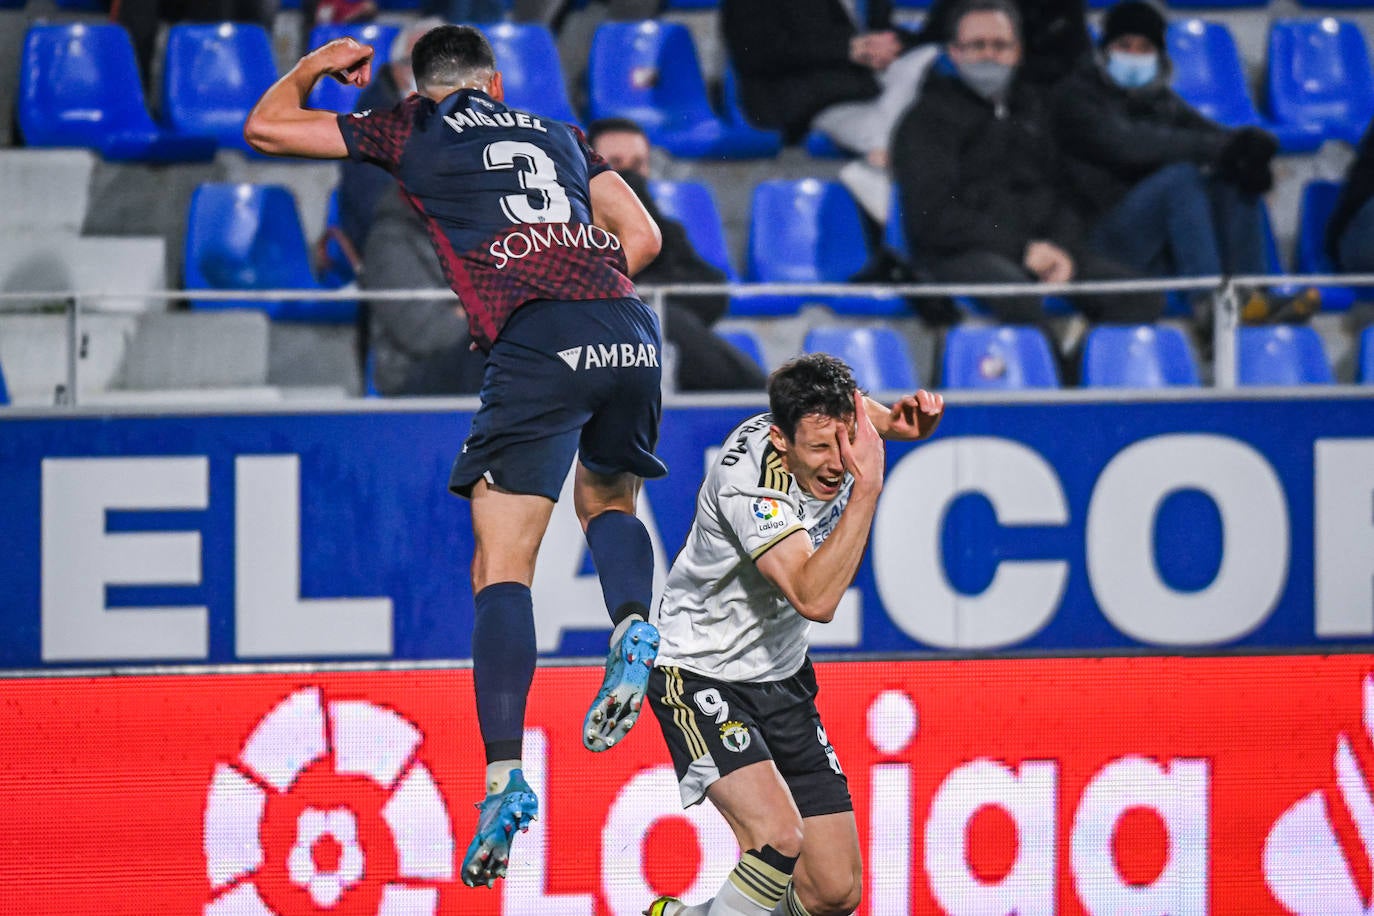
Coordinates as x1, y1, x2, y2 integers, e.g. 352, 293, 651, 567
1, 655, 1371, 915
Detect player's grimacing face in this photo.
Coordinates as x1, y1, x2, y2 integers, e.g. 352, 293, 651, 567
772, 412, 854, 500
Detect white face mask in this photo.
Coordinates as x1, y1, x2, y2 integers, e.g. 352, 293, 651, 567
1106, 50, 1159, 89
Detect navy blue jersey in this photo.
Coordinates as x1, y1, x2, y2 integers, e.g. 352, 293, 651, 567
337, 89, 639, 350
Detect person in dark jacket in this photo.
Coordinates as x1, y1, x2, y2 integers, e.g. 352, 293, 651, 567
890, 0, 1162, 340
1327, 119, 1374, 273
721, 0, 931, 150
1052, 1, 1300, 319
588, 119, 767, 392
916, 0, 1091, 87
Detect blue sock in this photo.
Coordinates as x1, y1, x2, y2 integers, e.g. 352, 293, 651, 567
584, 510, 654, 626
472, 581, 536, 765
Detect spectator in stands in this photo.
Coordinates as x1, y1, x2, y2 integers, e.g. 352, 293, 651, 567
588, 118, 766, 391
721, 0, 936, 160
890, 0, 1162, 362
113, 0, 276, 89
1053, 1, 1310, 323
916, 0, 1091, 88
336, 19, 442, 262
362, 190, 487, 396
1327, 119, 1374, 274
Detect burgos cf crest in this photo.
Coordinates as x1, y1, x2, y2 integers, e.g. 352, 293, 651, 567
720, 720, 752, 753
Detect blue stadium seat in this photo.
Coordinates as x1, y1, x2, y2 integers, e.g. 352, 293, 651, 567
305, 23, 401, 114
717, 329, 767, 371
740, 179, 904, 317
1167, 19, 1323, 152
184, 183, 355, 322
648, 179, 737, 279
803, 326, 918, 391
1238, 325, 1334, 385
18, 24, 215, 162
0, 357, 8, 406
663, 0, 717, 7
1082, 324, 1200, 388
1267, 18, 1374, 147
1361, 325, 1374, 383
587, 21, 780, 159
481, 23, 580, 125
163, 23, 278, 154
943, 325, 1060, 389
1296, 0, 1374, 8
719, 66, 784, 148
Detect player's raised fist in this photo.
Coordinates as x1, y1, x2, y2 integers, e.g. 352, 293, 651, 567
311, 37, 374, 87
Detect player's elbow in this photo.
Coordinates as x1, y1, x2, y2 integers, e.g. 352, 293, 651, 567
794, 599, 838, 624
242, 113, 275, 154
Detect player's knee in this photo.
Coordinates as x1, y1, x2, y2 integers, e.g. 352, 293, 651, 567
762, 822, 804, 860
803, 862, 862, 915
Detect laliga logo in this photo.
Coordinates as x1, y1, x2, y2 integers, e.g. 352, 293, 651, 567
1265, 674, 1374, 915
202, 687, 455, 915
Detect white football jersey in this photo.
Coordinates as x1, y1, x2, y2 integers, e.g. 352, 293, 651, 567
654, 412, 854, 683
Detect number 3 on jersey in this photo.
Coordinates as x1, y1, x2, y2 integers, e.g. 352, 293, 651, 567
483, 139, 572, 225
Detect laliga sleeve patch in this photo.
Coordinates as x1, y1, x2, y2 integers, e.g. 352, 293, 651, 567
751, 497, 789, 537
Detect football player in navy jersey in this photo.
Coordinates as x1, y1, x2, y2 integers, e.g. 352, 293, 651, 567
245, 25, 667, 888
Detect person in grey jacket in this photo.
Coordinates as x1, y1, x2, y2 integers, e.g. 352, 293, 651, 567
1052, 0, 1299, 320
361, 190, 487, 396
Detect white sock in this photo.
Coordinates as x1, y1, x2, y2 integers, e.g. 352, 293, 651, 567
484, 758, 521, 794
706, 882, 772, 915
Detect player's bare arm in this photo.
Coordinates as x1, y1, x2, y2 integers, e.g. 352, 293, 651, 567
244, 38, 373, 159
755, 392, 885, 623
589, 170, 663, 276
864, 389, 945, 441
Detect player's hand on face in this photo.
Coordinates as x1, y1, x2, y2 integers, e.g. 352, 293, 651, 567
838, 390, 885, 494
315, 37, 374, 87
888, 390, 945, 441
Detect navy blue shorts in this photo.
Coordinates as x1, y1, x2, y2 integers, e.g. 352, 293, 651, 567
449, 297, 667, 501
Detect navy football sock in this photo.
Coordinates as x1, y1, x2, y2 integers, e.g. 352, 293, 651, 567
584, 510, 654, 626
472, 581, 537, 765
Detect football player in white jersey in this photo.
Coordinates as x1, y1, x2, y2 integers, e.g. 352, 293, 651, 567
644, 354, 944, 916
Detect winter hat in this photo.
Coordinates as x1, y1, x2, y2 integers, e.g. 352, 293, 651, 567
1100, 0, 1167, 51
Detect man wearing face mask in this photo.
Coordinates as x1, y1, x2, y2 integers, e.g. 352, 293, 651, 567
1052, 1, 1313, 324
890, 0, 1162, 362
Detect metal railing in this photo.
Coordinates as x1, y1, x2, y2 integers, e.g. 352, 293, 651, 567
0, 272, 1370, 406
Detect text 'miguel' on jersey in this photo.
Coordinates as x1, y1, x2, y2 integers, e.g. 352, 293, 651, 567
337, 89, 638, 351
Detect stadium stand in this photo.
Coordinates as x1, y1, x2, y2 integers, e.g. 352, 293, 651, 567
648, 178, 738, 279
741, 178, 905, 317
716, 328, 767, 371
305, 23, 401, 114
1081, 324, 1201, 388
480, 22, 581, 125
1166, 18, 1323, 152
184, 183, 356, 322
803, 325, 918, 391
1238, 324, 1335, 385
942, 325, 1061, 390
586, 20, 781, 158
1361, 325, 1374, 383
18, 23, 216, 162
318, 187, 357, 288
0, 357, 8, 406
1267, 17, 1374, 148
162, 23, 277, 154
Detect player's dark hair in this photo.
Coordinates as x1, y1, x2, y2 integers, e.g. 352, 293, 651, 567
768, 354, 859, 441
411, 25, 497, 93
587, 117, 647, 146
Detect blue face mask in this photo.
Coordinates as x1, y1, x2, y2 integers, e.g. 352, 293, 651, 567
1106, 50, 1159, 89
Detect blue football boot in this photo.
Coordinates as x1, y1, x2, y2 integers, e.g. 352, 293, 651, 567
583, 619, 660, 751
461, 769, 538, 888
